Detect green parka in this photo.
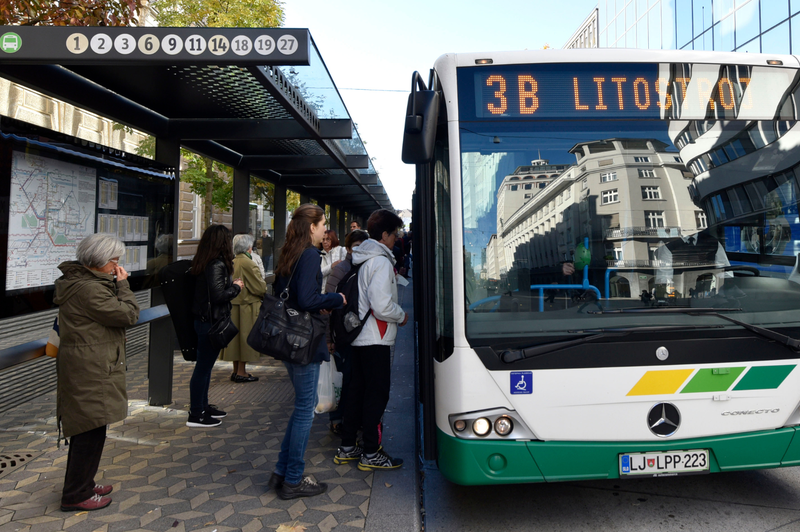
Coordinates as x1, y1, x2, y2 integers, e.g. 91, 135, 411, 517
53, 261, 140, 438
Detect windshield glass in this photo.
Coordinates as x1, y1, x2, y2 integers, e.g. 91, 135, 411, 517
457, 62, 800, 342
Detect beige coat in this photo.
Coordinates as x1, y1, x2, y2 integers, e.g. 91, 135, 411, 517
221, 253, 267, 362
53, 262, 140, 437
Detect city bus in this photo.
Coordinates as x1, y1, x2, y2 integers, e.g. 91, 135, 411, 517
402, 49, 800, 485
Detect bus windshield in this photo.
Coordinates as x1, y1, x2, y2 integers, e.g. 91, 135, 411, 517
457, 61, 800, 343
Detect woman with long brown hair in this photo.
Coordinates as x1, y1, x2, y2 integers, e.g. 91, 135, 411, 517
267, 204, 346, 500
189, 224, 243, 428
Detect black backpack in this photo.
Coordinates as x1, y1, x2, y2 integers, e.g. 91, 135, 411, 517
331, 261, 370, 349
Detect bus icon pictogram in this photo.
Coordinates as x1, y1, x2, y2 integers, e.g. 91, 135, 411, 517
1, 33, 21, 53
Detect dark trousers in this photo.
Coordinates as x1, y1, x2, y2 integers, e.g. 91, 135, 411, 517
329, 344, 353, 424
341, 345, 391, 454
190, 320, 218, 417
62, 425, 107, 505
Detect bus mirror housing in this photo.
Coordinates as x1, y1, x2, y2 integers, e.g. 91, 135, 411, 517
402, 71, 439, 164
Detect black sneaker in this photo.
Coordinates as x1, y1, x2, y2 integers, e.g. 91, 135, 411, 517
333, 444, 363, 465
277, 476, 327, 500
267, 472, 284, 491
358, 447, 403, 471
186, 413, 222, 428
206, 404, 227, 419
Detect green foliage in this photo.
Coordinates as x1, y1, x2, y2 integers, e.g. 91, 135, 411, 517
0, 0, 141, 26
150, 0, 284, 28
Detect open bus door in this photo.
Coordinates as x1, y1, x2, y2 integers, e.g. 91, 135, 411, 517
403, 71, 440, 461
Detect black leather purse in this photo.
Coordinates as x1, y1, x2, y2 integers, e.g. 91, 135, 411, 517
206, 276, 239, 350
247, 261, 326, 365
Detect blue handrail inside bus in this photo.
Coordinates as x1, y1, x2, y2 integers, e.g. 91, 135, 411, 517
469, 239, 602, 312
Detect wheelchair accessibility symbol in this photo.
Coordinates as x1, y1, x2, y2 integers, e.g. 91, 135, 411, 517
510, 371, 532, 395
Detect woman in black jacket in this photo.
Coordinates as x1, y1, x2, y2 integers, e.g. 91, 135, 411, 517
268, 204, 346, 500
189, 225, 243, 428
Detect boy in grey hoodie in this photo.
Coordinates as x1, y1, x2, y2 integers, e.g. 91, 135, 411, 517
333, 209, 407, 470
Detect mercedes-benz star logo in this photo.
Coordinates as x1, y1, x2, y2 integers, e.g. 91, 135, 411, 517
647, 403, 681, 437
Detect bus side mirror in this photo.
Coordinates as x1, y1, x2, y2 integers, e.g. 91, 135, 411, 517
402, 72, 439, 164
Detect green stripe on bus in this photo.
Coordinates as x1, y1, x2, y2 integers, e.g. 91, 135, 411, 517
733, 365, 796, 391
680, 367, 746, 393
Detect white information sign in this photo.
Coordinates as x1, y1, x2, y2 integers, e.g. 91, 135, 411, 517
6, 151, 96, 290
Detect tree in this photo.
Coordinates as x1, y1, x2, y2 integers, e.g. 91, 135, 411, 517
146, 0, 285, 230
0, 0, 142, 26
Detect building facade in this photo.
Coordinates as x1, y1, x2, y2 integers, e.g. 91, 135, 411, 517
566, 1, 800, 55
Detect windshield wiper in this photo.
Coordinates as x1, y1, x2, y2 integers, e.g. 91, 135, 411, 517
500, 325, 721, 363
589, 307, 800, 351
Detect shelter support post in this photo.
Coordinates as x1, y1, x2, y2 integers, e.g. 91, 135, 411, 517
274, 184, 287, 268
329, 206, 338, 235
149, 138, 180, 406
300, 193, 310, 204
232, 167, 250, 235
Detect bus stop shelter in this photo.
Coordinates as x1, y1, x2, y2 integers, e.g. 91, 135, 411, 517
0, 26, 393, 406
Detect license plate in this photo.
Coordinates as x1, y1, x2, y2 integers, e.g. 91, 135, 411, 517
619, 449, 710, 477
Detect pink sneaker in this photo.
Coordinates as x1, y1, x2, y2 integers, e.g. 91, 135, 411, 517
93, 484, 113, 496
61, 493, 112, 512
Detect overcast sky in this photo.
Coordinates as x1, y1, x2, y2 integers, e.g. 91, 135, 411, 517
284, 0, 600, 210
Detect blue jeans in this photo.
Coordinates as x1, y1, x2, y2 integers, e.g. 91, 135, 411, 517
190, 320, 219, 417
275, 361, 320, 484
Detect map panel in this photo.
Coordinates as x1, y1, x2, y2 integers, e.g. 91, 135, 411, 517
6, 151, 96, 291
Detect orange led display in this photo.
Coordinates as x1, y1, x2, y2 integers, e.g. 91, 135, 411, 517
519, 75, 539, 114
633, 77, 651, 110
573, 77, 589, 110
611, 77, 627, 110
475, 65, 764, 119
593, 77, 607, 110
486, 75, 508, 114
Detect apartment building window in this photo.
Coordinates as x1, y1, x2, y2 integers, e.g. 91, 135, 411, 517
646, 211, 665, 228
565, 187, 571, 199
634, 156, 650, 162
601, 189, 619, 204
511, 185, 518, 191
524, 183, 532, 190
600, 171, 617, 182
641, 186, 661, 200
695, 211, 708, 229
192, 193, 204, 239
582, 179, 588, 189
614, 246, 623, 260
638, 169, 657, 178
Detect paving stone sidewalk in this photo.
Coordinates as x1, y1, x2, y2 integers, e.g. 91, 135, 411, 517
0, 350, 379, 532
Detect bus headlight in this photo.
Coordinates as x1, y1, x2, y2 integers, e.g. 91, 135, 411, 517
454, 420, 467, 432
473, 418, 491, 436
494, 416, 513, 436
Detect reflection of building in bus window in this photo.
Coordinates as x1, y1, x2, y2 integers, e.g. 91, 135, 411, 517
654, 231, 730, 299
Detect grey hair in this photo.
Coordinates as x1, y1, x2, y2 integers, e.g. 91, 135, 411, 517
76, 233, 125, 268
232, 234, 254, 255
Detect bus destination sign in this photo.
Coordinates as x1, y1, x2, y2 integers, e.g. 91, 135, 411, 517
471, 63, 758, 120
0, 27, 310, 66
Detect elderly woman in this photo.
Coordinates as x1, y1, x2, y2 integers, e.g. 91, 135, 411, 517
221, 234, 267, 382
54, 233, 140, 512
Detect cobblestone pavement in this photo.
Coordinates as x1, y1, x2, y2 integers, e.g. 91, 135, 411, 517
0, 351, 377, 532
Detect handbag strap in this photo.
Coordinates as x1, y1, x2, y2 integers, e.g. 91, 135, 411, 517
279, 254, 302, 301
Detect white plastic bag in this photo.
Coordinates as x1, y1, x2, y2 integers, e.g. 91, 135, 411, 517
315, 359, 343, 414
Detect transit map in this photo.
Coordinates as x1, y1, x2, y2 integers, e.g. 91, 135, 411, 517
6, 151, 96, 291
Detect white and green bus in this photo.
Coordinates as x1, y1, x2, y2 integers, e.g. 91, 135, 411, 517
403, 49, 800, 485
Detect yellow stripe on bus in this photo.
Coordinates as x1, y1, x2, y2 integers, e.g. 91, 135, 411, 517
627, 369, 695, 396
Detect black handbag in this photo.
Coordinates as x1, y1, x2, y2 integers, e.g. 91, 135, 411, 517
206, 276, 239, 350
247, 261, 326, 365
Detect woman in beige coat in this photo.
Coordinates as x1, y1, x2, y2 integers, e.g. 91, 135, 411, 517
222, 234, 267, 382
54, 233, 140, 512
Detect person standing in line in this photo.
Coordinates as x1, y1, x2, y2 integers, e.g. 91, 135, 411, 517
320, 229, 346, 293
55, 233, 140, 512
324, 229, 369, 436
222, 234, 266, 383
350, 220, 361, 232
268, 204, 346, 500
335, 209, 407, 471
261, 229, 274, 271
189, 224, 243, 428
